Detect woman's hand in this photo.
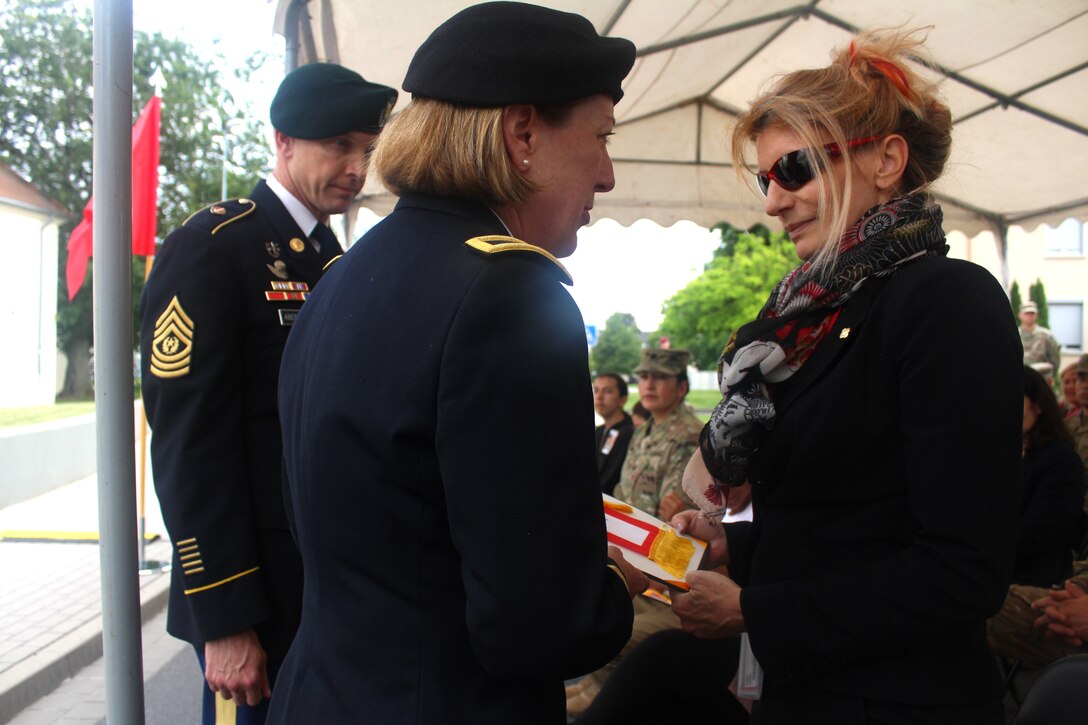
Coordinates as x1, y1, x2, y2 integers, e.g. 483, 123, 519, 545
671, 509, 728, 570
671, 570, 745, 638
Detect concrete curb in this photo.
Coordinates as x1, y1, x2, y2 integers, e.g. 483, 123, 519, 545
0, 571, 171, 723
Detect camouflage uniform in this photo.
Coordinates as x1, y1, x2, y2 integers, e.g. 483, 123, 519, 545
613, 403, 703, 517
1020, 325, 1061, 374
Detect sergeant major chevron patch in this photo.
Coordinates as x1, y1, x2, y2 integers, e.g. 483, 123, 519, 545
150, 296, 194, 379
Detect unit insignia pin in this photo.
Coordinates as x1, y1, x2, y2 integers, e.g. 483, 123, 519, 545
839, 327, 851, 339
210, 205, 226, 215
266, 241, 281, 259
289, 237, 306, 253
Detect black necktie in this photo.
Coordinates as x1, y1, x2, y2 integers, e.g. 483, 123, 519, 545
311, 223, 340, 254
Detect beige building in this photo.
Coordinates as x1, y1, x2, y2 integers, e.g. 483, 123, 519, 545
0, 162, 66, 407
948, 219, 1087, 373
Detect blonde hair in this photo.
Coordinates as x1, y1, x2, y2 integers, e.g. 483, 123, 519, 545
373, 99, 535, 207
731, 28, 952, 272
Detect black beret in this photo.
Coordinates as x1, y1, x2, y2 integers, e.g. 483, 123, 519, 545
404, 1, 636, 106
271, 63, 398, 139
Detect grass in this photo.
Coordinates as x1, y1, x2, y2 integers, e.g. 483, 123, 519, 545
0, 401, 96, 429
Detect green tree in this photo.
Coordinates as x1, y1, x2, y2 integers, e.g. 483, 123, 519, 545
1010, 280, 1022, 322
590, 312, 642, 377
709, 221, 773, 259
658, 229, 798, 368
0, 0, 272, 397
1029, 278, 1050, 329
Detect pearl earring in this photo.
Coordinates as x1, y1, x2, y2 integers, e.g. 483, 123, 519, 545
521, 159, 530, 168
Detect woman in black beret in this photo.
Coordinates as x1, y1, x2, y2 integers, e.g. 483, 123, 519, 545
270, 3, 647, 724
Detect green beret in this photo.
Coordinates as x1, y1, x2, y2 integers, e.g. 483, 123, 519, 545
633, 349, 691, 376
404, 1, 635, 106
271, 63, 398, 139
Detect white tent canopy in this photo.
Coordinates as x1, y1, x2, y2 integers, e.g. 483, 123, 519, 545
274, 0, 1088, 240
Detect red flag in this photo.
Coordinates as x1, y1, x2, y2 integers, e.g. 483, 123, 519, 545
65, 201, 94, 301
131, 94, 161, 256
65, 95, 162, 300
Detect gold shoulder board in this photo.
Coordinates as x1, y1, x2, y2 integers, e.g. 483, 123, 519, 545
463, 235, 573, 286
182, 198, 258, 235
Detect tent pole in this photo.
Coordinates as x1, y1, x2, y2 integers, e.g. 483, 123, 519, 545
284, 0, 306, 71
991, 218, 1010, 293
93, 1, 146, 722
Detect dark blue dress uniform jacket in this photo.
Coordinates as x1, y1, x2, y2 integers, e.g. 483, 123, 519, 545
140, 180, 341, 663
269, 193, 633, 724
723, 255, 1023, 722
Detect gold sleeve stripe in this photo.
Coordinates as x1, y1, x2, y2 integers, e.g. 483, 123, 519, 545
184, 567, 205, 575
176, 538, 197, 546
606, 563, 628, 590
464, 235, 573, 285
322, 254, 343, 272
180, 552, 202, 561
183, 566, 260, 595
178, 545, 199, 554
215, 691, 237, 725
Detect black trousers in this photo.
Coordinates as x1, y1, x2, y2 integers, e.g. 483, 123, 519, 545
574, 628, 749, 724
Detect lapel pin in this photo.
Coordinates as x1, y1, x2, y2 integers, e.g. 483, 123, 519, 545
839, 327, 851, 339
266, 241, 281, 259
210, 205, 226, 215
289, 237, 306, 253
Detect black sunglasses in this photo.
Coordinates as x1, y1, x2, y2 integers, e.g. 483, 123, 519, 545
756, 136, 883, 195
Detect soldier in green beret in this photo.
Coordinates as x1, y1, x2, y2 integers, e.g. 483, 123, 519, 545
140, 63, 397, 725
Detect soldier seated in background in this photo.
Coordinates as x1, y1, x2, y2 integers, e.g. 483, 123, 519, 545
593, 372, 634, 496
1060, 363, 1081, 418
1067, 355, 1088, 470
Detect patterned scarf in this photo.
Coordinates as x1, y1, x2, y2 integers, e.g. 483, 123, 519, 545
684, 194, 948, 516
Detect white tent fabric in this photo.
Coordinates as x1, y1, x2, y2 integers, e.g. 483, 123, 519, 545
274, 0, 1088, 238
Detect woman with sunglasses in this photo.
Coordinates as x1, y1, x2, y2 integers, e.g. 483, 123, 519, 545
670, 29, 1023, 723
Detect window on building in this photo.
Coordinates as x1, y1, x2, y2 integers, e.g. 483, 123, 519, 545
1049, 301, 1084, 351
1045, 218, 1085, 256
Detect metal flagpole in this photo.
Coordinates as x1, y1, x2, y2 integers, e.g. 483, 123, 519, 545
93, 0, 146, 721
